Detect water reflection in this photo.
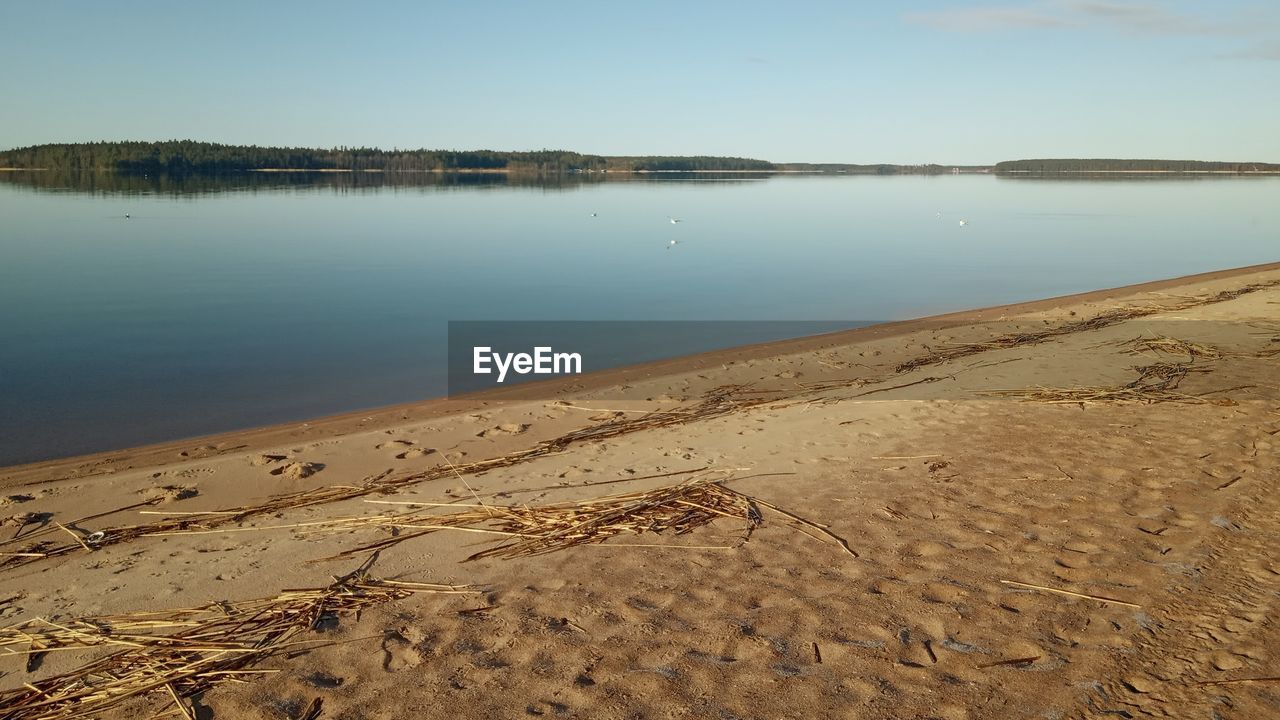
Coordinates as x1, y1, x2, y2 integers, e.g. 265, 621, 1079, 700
0, 169, 775, 197
1, 172, 1275, 465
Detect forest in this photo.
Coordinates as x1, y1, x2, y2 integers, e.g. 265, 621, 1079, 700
994, 159, 1280, 173
0, 141, 774, 173
6, 143, 1275, 176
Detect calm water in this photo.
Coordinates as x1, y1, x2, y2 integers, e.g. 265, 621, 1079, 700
1, 171, 1277, 465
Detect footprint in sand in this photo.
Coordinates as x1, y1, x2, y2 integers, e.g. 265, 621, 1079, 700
141, 485, 199, 502
647, 394, 683, 403
377, 439, 415, 451
396, 447, 438, 460
2, 512, 51, 532
477, 423, 530, 438
305, 672, 345, 689
269, 462, 325, 480
382, 627, 425, 672
251, 453, 288, 467
179, 442, 243, 459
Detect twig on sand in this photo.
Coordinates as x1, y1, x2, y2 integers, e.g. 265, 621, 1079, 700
747, 495, 859, 558
1000, 580, 1140, 608
52, 523, 91, 553
851, 376, 949, 398
978, 656, 1041, 669
166, 683, 194, 720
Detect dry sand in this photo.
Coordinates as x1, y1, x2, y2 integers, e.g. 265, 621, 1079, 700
1, 264, 1278, 719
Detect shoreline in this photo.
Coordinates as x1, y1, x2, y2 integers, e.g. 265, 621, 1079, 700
4, 259, 1277, 485
2, 260, 1278, 717
996, 169, 1280, 175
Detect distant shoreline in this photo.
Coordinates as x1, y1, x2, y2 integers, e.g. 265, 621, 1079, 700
999, 169, 1280, 175
10, 142, 1276, 176
4, 259, 1277, 481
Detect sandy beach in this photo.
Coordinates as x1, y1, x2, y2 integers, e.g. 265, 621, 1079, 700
2, 262, 1278, 720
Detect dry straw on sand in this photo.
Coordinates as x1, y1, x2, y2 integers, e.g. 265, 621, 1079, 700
0, 555, 468, 720
895, 280, 1280, 374
0, 386, 782, 571
1124, 335, 1229, 360
323, 476, 858, 562
0, 476, 855, 718
1122, 334, 1280, 360
979, 361, 1241, 405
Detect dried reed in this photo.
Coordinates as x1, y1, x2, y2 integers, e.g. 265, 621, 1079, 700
1124, 335, 1227, 359
0, 555, 467, 720
0, 385, 781, 571
979, 361, 1235, 405
1124, 334, 1280, 360
322, 476, 857, 561
895, 280, 1280, 374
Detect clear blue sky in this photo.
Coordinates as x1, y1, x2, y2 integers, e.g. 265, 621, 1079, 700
1, 1, 1277, 163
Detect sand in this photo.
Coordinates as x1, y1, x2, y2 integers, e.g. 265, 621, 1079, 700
1, 263, 1278, 719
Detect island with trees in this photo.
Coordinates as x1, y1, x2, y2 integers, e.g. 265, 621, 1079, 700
994, 158, 1280, 174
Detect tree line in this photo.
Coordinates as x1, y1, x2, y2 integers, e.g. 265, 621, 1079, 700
995, 159, 1280, 173
0, 141, 774, 173
8, 143, 1270, 175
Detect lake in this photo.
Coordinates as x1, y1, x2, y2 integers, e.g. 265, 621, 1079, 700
1, 171, 1277, 465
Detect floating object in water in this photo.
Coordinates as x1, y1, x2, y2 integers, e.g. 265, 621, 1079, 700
589, 212, 597, 217
666, 239, 679, 249
958, 219, 968, 226
124, 213, 130, 219
668, 217, 682, 224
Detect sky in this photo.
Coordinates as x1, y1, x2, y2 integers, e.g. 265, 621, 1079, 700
1, 0, 1277, 164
